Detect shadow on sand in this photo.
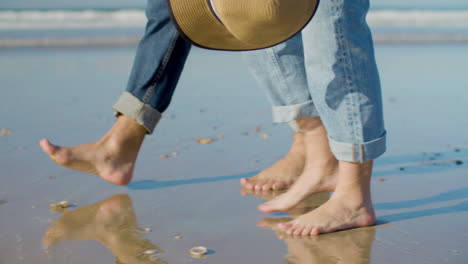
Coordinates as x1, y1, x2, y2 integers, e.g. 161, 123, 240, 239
128, 149, 468, 225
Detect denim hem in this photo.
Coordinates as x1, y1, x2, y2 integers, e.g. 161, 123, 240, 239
328, 131, 387, 163
112, 92, 162, 134
272, 100, 320, 123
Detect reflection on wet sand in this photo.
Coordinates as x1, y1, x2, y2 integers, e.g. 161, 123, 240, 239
279, 227, 376, 264
247, 190, 376, 264
43, 194, 167, 264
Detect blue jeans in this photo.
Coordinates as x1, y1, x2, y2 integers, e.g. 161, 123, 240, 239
112, 0, 191, 133
114, 0, 385, 162
243, 0, 386, 162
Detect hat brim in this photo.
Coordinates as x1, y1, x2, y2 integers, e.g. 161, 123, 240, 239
167, 0, 320, 51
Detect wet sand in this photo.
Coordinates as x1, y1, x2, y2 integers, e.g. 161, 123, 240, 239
1, 45, 468, 263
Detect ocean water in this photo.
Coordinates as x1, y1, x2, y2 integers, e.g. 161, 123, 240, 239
1, 0, 468, 47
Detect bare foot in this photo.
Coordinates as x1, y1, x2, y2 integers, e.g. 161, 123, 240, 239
258, 123, 339, 213
278, 195, 376, 235
241, 132, 305, 190
39, 115, 146, 185
258, 161, 337, 213
240, 187, 284, 199
277, 161, 376, 235
256, 192, 329, 230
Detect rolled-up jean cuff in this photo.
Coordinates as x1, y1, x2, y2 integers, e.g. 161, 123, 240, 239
328, 132, 387, 163
272, 100, 320, 124
112, 91, 162, 134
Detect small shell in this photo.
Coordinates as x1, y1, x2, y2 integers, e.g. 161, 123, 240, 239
49, 201, 71, 209
259, 133, 269, 139
171, 152, 178, 157
160, 154, 169, 159
143, 249, 159, 255
252, 125, 262, 133
173, 235, 182, 240
143, 227, 152, 233
190, 246, 207, 257
58, 201, 70, 208
196, 138, 213, 144
0, 128, 11, 136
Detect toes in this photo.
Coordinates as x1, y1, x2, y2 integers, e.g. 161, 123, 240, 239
293, 226, 304, 236
240, 178, 254, 189
243, 180, 255, 190
254, 181, 274, 191
283, 221, 302, 235
273, 181, 293, 190
39, 138, 58, 155
311, 226, 321, 235
240, 178, 247, 186
272, 182, 286, 190
272, 183, 281, 190
286, 227, 295, 235
278, 222, 293, 231
262, 183, 273, 191
301, 226, 313, 236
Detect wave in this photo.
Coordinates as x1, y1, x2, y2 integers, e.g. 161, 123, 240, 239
2, 33, 468, 48
368, 10, 468, 28
1, 9, 468, 30
0, 9, 146, 29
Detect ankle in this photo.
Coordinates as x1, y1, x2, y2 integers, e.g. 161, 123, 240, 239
102, 116, 146, 147
331, 185, 373, 210
296, 117, 323, 132
305, 155, 338, 170
289, 133, 306, 153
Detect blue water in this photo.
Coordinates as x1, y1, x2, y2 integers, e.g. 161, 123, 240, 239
2, 0, 468, 10
1, 0, 468, 45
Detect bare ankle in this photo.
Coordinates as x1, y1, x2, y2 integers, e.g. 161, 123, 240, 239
101, 116, 146, 148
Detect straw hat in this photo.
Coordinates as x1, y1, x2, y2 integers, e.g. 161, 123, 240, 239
168, 0, 320, 51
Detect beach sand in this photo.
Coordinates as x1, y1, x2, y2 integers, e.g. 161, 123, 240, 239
1, 44, 468, 263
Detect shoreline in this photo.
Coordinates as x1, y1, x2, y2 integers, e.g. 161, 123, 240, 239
2, 33, 468, 48
1, 40, 468, 264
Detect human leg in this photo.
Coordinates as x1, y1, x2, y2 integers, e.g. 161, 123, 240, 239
241, 33, 323, 190
258, 117, 338, 212
40, 115, 146, 186
259, 0, 386, 234
301, 0, 386, 162
240, 130, 306, 190
40, 0, 191, 185
258, 119, 376, 234
278, 160, 375, 235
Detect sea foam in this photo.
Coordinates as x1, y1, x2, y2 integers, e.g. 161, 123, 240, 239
1, 9, 468, 30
